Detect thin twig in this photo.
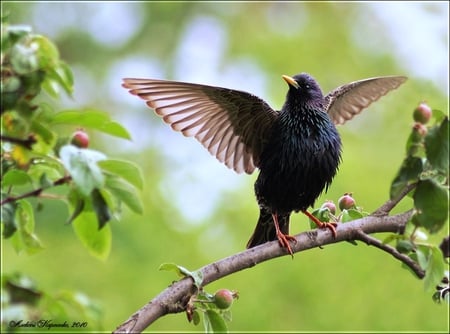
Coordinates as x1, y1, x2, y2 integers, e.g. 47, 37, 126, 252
353, 229, 425, 278
372, 182, 417, 216
0, 175, 72, 206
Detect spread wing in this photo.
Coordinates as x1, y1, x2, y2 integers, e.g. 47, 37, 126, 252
324, 76, 407, 125
122, 78, 278, 174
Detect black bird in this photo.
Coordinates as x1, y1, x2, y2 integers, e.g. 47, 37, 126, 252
122, 73, 406, 255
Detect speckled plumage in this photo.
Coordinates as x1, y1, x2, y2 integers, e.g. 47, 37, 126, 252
248, 74, 342, 248
122, 72, 407, 253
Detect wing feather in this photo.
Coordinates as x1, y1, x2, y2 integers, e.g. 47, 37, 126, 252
324, 76, 407, 125
122, 78, 278, 174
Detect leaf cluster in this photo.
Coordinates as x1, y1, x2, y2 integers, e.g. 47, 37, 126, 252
1, 20, 143, 260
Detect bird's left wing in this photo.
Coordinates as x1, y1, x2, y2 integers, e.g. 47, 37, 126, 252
122, 78, 278, 174
324, 76, 407, 125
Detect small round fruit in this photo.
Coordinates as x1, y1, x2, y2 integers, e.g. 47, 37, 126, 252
71, 130, 89, 148
338, 193, 356, 211
413, 103, 432, 124
213, 289, 234, 309
321, 201, 336, 215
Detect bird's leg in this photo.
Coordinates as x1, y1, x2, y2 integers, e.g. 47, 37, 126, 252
302, 210, 337, 238
272, 213, 296, 256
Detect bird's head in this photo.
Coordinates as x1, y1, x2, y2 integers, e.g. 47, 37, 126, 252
282, 73, 324, 108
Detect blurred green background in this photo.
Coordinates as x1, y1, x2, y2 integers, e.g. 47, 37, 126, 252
2, 1, 449, 332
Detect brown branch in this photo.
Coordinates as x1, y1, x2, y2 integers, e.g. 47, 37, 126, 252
0, 175, 72, 206
353, 228, 425, 278
0, 134, 37, 150
372, 182, 417, 216
113, 209, 414, 334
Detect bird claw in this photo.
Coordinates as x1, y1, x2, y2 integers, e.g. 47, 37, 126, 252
317, 221, 338, 238
276, 232, 297, 257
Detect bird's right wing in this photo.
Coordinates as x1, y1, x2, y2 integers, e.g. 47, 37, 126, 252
122, 78, 278, 174
324, 76, 407, 125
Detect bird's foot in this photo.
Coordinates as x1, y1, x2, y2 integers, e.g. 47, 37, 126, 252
276, 232, 297, 257
302, 210, 338, 238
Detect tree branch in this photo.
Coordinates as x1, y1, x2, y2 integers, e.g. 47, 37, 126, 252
0, 175, 72, 206
353, 229, 425, 278
113, 209, 414, 333
372, 182, 417, 216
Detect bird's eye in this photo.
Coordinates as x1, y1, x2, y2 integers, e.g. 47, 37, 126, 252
305, 84, 310, 89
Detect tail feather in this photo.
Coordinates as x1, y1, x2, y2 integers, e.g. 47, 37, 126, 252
246, 209, 290, 248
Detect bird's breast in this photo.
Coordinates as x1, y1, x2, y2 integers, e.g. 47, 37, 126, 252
255, 111, 342, 213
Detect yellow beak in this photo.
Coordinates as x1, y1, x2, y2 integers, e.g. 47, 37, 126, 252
282, 75, 299, 89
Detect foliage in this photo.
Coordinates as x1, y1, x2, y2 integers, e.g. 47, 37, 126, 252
385, 106, 449, 296
1, 19, 143, 259
1, 19, 142, 331
2, 272, 102, 332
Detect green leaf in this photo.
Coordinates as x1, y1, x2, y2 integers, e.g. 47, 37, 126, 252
59, 145, 106, 196
44, 62, 74, 96
104, 175, 143, 214
341, 209, 365, 223
31, 35, 60, 70
91, 188, 112, 229
98, 159, 144, 190
159, 263, 204, 288
159, 263, 186, 277
425, 117, 449, 173
192, 310, 201, 326
412, 179, 449, 233
1, 169, 32, 187
204, 309, 228, 333
423, 246, 446, 292
10, 200, 44, 254
51, 110, 131, 140
390, 156, 423, 199
72, 212, 111, 260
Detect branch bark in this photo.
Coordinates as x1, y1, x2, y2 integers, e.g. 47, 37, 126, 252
114, 209, 414, 333
0, 175, 72, 206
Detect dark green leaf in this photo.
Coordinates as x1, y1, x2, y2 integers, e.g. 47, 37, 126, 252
104, 175, 143, 214
51, 109, 131, 140
390, 156, 423, 199
204, 309, 228, 333
98, 159, 144, 190
412, 179, 449, 233
66, 197, 85, 225
425, 117, 449, 173
1, 198, 17, 238
91, 188, 112, 229
72, 212, 112, 260
59, 145, 106, 196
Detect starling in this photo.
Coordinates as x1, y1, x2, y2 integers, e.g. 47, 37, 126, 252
122, 73, 407, 255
